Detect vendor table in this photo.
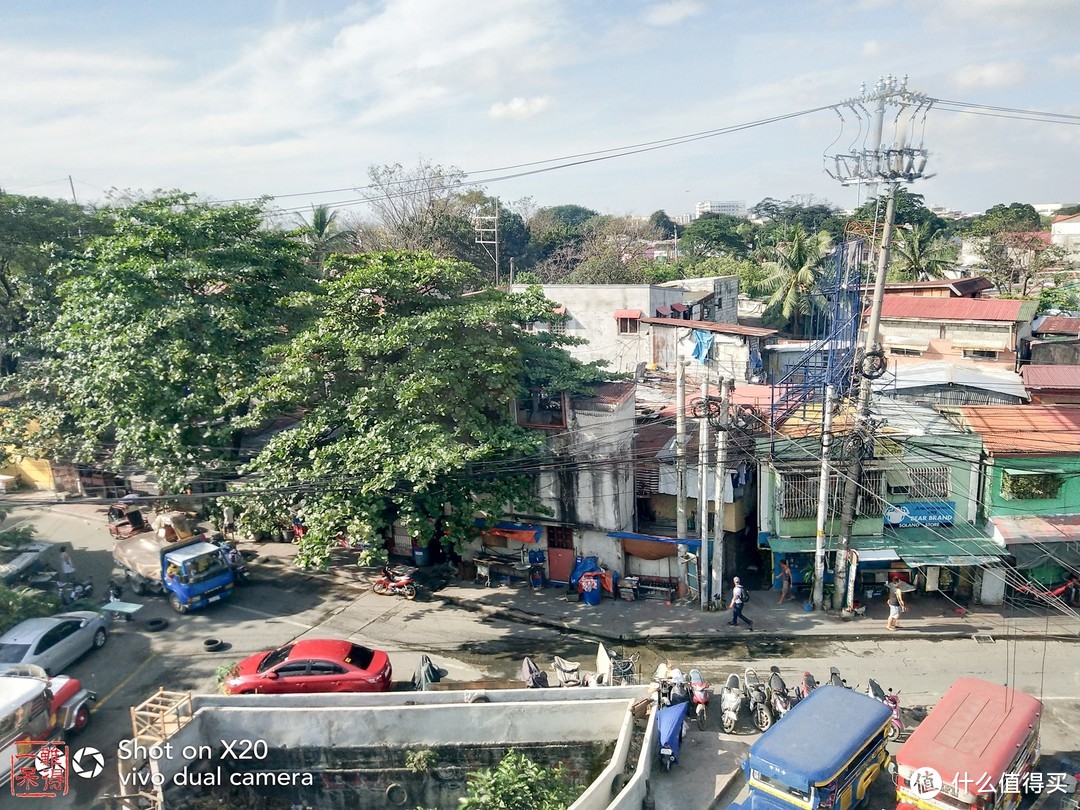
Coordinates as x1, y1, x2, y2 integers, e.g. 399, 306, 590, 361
101, 600, 143, 623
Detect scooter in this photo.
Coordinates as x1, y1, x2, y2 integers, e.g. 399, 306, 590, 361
793, 671, 818, 704
657, 701, 690, 772
372, 565, 418, 600
688, 668, 711, 731
218, 542, 251, 585
58, 576, 93, 605
867, 678, 904, 742
719, 672, 746, 733
766, 666, 793, 721
744, 667, 774, 732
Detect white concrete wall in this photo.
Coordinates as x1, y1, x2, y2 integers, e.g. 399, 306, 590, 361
512, 284, 686, 373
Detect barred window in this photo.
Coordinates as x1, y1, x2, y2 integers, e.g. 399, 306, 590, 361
908, 466, 950, 499
780, 472, 883, 519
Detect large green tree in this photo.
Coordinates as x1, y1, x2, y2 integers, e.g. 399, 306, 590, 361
760, 224, 832, 336
15, 192, 315, 489
0, 193, 97, 376
678, 214, 751, 259
239, 252, 608, 568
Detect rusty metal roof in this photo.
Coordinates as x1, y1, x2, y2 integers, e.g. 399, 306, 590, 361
957, 404, 1080, 454
862, 277, 993, 296
1021, 364, 1080, 390
878, 295, 1037, 322
1033, 316, 1080, 336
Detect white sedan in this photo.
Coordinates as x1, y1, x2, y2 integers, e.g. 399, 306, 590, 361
0, 611, 108, 675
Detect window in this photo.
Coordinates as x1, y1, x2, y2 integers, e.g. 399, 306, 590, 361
618, 317, 639, 335
517, 390, 567, 429
962, 349, 998, 361
779, 472, 883, 519
890, 347, 923, 357
309, 661, 346, 676
908, 466, 950, 499
1001, 470, 1063, 500
276, 662, 311, 677
258, 645, 294, 673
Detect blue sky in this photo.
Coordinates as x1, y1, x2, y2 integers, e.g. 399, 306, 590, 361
2, 0, 1078, 222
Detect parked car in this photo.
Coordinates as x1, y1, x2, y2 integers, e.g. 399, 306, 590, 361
223, 639, 392, 695
0, 612, 108, 675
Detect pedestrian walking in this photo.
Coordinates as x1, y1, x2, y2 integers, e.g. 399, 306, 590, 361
58, 545, 76, 583
728, 576, 754, 631
885, 581, 907, 631
776, 559, 795, 604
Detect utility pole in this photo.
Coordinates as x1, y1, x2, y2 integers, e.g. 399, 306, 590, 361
474, 200, 500, 286
711, 377, 731, 606
676, 360, 689, 542
67, 175, 78, 205
826, 76, 932, 610
697, 371, 710, 610
812, 385, 837, 610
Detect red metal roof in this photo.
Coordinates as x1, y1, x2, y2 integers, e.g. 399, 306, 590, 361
613, 309, 643, 319
879, 295, 1036, 322
639, 317, 777, 337
670, 302, 689, 313
1021, 364, 1080, 390
1033, 316, 1080, 335
958, 404, 1080, 454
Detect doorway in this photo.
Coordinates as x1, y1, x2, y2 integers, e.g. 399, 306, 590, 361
546, 526, 575, 584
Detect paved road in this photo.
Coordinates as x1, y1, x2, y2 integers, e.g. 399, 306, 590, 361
3, 500, 1078, 810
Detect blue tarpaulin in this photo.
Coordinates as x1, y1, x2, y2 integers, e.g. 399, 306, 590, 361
692, 330, 714, 364
607, 532, 701, 551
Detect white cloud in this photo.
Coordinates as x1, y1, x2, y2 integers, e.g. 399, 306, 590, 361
1052, 52, 1080, 71
489, 96, 553, 120
643, 1, 705, 26
953, 62, 1028, 90
862, 40, 882, 57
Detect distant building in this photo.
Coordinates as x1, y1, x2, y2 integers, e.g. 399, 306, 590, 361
1051, 213, 1080, 259
694, 200, 746, 219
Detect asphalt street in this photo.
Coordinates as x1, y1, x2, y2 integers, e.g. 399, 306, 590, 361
2, 500, 1078, 810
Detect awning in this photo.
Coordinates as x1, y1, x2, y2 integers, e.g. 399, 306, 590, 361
613, 309, 643, 319
855, 549, 901, 562
903, 555, 1002, 567
1002, 467, 1065, 476
761, 526, 1006, 567
951, 338, 1010, 351
883, 337, 930, 351
476, 520, 542, 544
608, 531, 701, 559
655, 305, 672, 317
990, 515, 1080, 569
670, 302, 689, 313
552, 306, 567, 315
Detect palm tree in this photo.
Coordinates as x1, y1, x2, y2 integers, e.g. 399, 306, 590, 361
295, 204, 350, 276
889, 224, 954, 282
760, 224, 832, 336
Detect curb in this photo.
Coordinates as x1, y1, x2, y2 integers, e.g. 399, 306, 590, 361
707, 768, 744, 810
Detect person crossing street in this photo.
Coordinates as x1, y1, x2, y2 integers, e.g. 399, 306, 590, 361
728, 576, 754, 631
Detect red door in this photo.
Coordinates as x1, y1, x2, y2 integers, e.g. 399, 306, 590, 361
546, 526, 575, 584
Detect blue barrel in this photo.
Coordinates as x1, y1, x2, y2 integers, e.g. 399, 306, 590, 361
413, 547, 430, 567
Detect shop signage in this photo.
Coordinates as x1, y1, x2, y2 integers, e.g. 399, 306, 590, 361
884, 501, 956, 528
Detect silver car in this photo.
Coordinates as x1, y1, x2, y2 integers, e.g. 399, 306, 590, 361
0, 611, 108, 675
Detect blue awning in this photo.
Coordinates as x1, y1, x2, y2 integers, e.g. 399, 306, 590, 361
607, 531, 701, 551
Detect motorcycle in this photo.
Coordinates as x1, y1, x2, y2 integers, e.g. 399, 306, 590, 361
744, 667, 774, 732
58, 576, 93, 606
372, 565, 418, 600
688, 668, 710, 731
657, 701, 690, 772
794, 671, 818, 704
867, 678, 904, 742
766, 666, 793, 721
216, 541, 251, 585
826, 666, 852, 688
1012, 573, 1079, 607
719, 672, 746, 733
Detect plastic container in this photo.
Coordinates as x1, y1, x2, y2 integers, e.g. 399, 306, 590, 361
581, 574, 602, 606
413, 547, 431, 567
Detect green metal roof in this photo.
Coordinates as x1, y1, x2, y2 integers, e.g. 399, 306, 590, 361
762, 525, 1005, 565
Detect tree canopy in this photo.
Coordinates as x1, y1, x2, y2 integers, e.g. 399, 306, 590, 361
760, 224, 832, 336
238, 252, 609, 567
14, 192, 315, 489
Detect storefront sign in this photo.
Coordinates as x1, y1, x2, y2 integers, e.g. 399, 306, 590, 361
884, 501, 956, 528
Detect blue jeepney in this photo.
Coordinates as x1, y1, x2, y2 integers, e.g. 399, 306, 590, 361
732, 685, 892, 810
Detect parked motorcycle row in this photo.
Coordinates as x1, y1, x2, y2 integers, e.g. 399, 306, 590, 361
652, 663, 905, 758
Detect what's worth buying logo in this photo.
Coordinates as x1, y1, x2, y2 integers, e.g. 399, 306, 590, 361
9, 741, 69, 799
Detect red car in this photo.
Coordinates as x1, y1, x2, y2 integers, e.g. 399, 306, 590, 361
224, 639, 392, 695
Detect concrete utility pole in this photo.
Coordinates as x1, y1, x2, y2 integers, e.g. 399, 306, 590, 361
711, 377, 732, 606
697, 372, 710, 610
812, 385, 837, 610
827, 76, 932, 610
676, 360, 689, 542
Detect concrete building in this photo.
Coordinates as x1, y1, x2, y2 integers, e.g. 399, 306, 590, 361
1050, 213, 1080, 259
694, 200, 746, 219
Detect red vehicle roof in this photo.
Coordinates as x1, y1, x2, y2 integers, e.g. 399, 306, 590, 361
288, 639, 354, 661
896, 678, 1042, 795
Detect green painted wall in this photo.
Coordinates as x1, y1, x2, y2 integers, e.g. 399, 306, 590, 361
985, 455, 1080, 517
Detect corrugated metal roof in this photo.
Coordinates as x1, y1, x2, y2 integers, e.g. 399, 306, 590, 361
1021, 364, 1080, 390
863, 277, 993, 296
958, 404, 1080, 454
639, 317, 777, 337
878, 295, 1037, 322
1033, 316, 1080, 335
